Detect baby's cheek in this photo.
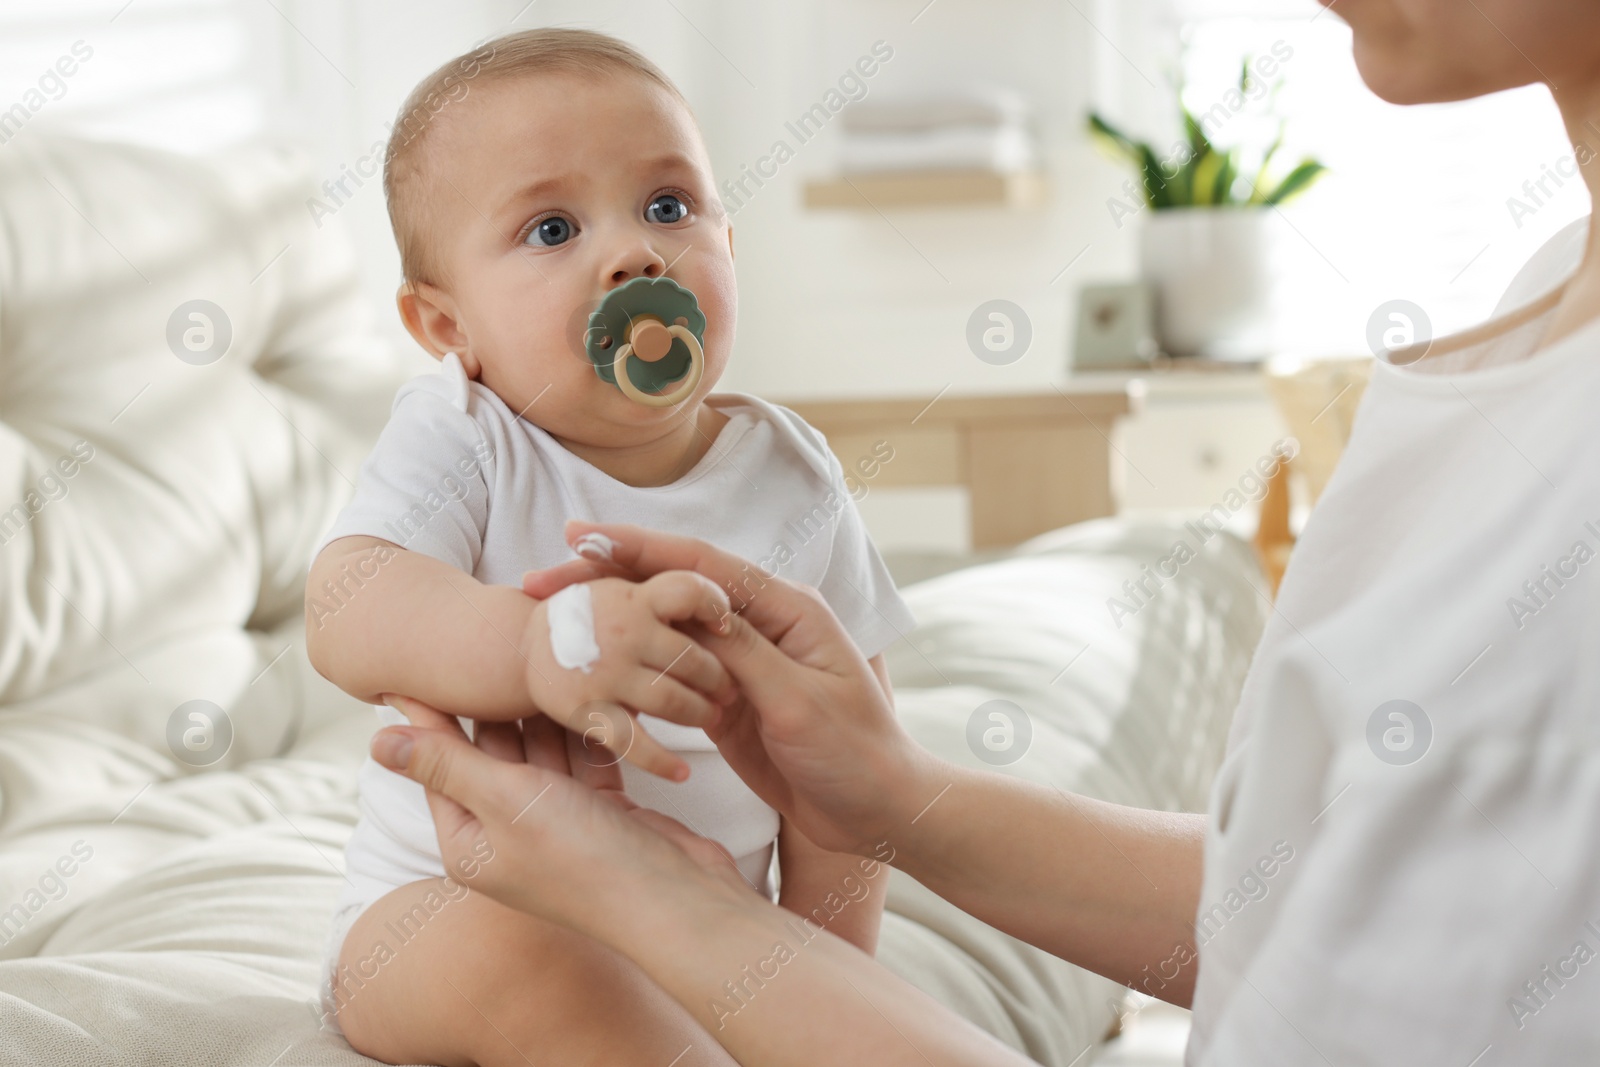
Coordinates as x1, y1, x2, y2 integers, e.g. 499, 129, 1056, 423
701, 282, 738, 369
692, 237, 737, 317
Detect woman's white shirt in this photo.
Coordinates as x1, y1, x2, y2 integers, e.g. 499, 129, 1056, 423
1188, 215, 1600, 1064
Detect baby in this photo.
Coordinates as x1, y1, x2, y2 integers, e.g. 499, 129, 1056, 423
305, 27, 915, 1067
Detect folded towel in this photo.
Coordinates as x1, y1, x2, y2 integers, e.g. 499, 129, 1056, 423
841, 85, 1030, 133
840, 123, 1035, 175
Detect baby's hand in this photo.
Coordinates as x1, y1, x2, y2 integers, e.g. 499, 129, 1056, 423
519, 572, 736, 779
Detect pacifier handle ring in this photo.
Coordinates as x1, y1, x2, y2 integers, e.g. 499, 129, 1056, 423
614, 325, 703, 407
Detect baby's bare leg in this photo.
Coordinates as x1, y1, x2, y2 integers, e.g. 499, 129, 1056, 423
331, 877, 739, 1067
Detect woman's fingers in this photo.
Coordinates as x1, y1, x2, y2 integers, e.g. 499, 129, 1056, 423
473, 718, 527, 763
372, 706, 761, 941
682, 609, 821, 721
519, 712, 573, 774
516, 712, 625, 790
372, 705, 582, 824
563, 725, 628, 792
377, 697, 483, 857
562, 521, 796, 633
373, 697, 505, 847
383, 693, 468, 737
520, 556, 620, 600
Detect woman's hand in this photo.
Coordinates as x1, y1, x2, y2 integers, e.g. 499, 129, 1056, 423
370, 694, 755, 934
373, 698, 1032, 1067
516, 572, 738, 782
521, 520, 939, 856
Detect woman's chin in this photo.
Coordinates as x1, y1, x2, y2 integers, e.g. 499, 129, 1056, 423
1352, 39, 1538, 105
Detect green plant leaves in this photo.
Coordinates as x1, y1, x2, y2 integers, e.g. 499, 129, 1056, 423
1086, 59, 1327, 211
1087, 112, 1141, 163
1260, 160, 1328, 206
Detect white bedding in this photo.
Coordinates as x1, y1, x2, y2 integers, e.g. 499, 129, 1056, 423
0, 134, 1269, 1066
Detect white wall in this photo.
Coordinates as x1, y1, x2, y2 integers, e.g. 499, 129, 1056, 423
688, 0, 1145, 401
276, 0, 1152, 396
4, 0, 1586, 407
250, 1, 512, 377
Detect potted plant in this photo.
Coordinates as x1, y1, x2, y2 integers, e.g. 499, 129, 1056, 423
1088, 60, 1326, 360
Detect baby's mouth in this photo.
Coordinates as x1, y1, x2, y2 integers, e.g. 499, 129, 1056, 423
617, 339, 693, 394
583, 277, 708, 408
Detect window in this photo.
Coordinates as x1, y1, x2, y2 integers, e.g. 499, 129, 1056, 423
1175, 6, 1585, 352
0, 0, 271, 154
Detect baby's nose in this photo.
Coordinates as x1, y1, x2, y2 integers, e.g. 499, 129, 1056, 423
611, 264, 658, 285
608, 250, 667, 287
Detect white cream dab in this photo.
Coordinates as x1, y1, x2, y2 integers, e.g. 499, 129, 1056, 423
573, 531, 618, 563
546, 583, 600, 673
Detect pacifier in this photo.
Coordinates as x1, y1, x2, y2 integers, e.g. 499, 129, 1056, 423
583, 276, 706, 407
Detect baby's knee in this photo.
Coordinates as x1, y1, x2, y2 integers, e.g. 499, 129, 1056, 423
330, 879, 734, 1067
328, 878, 484, 1065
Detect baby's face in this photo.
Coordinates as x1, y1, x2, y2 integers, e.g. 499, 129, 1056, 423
413, 71, 735, 448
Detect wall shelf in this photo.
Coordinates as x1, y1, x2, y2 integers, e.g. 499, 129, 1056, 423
802, 168, 1047, 210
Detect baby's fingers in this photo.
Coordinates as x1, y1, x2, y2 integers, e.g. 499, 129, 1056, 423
624, 670, 722, 732
642, 570, 732, 635
644, 629, 736, 709
569, 700, 689, 783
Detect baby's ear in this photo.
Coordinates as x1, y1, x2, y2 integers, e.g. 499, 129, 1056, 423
396, 280, 470, 363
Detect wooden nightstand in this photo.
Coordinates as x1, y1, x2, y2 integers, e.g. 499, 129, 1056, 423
1067, 361, 1292, 516
782, 385, 1138, 550
783, 361, 1360, 591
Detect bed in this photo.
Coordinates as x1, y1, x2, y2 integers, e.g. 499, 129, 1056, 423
0, 134, 1269, 1066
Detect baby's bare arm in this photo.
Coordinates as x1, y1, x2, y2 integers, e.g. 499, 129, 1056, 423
778, 818, 888, 955
304, 535, 539, 719
305, 537, 738, 776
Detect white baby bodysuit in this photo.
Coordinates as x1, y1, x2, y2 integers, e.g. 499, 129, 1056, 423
311, 352, 914, 978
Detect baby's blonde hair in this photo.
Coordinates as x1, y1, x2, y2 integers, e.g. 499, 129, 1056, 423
383, 28, 691, 288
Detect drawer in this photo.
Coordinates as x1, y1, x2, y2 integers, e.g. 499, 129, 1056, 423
1116, 399, 1290, 512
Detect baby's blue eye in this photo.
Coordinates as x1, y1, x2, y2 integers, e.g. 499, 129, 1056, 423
526, 216, 574, 247
647, 194, 688, 224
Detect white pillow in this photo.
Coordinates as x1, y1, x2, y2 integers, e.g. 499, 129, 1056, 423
0, 134, 405, 751
879, 518, 1268, 1062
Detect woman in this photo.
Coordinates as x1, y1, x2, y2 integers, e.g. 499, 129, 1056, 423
369, 1, 1600, 1061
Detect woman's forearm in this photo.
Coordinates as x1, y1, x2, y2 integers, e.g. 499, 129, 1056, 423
878, 757, 1205, 1006
511, 521, 1207, 1005
610, 879, 1032, 1067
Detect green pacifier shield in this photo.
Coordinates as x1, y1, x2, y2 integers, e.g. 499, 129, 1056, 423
583, 277, 707, 395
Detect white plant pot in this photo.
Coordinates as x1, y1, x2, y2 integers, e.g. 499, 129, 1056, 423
1138, 207, 1275, 360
